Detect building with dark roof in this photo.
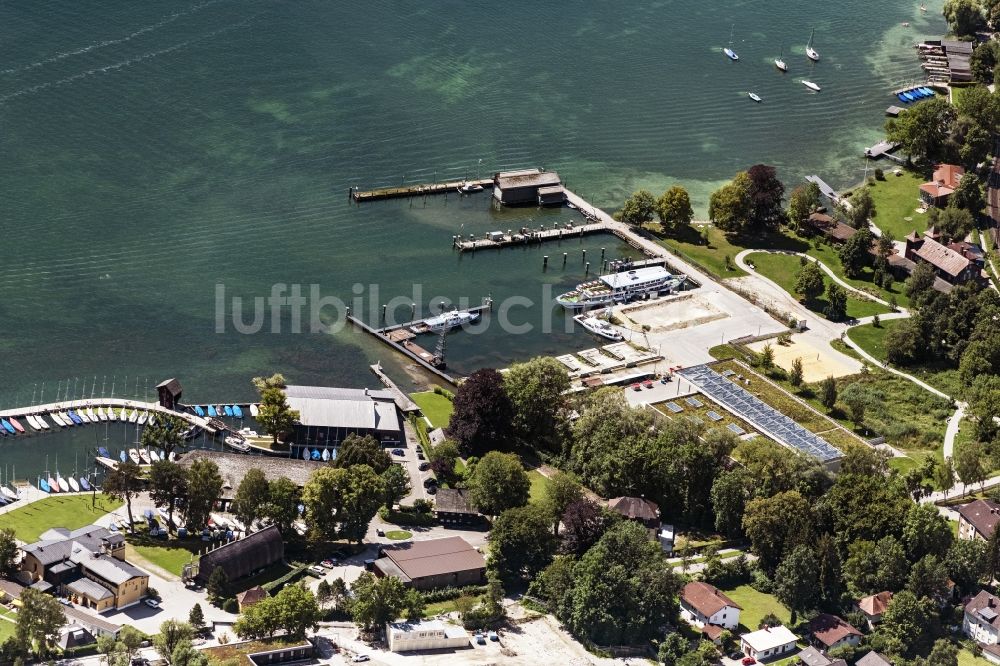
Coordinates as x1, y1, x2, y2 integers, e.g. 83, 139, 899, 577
19, 526, 148, 612
194, 525, 284, 585
904, 231, 981, 285
942, 40, 973, 82
958, 499, 1000, 542
283, 385, 403, 451
58, 626, 96, 650
798, 646, 838, 666
964, 590, 1000, 645
805, 213, 857, 244
807, 614, 862, 651
156, 378, 183, 410
855, 651, 893, 666
492, 169, 563, 206
373, 536, 485, 590
433, 488, 482, 525
237, 585, 269, 611
62, 604, 121, 638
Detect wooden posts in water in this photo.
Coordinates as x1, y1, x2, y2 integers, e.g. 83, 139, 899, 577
543, 256, 549, 270
585, 262, 590, 275
563, 252, 568, 267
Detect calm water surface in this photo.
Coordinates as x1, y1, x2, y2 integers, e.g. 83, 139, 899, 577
0, 0, 945, 478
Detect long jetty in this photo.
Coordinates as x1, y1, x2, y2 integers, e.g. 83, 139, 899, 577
351, 178, 493, 202
0, 398, 216, 433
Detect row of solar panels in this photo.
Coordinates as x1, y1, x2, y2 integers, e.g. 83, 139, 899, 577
676, 365, 842, 462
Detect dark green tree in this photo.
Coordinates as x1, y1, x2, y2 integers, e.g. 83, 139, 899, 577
838, 228, 873, 278
232, 467, 270, 531
824, 283, 848, 322
334, 433, 391, 473
446, 368, 515, 455
742, 490, 814, 574
185, 458, 223, 529
263, 476, 300, 533
886, 98, 957, 164
944, 0, 986, 36
467, 451, 530, 517
794, 262, 825, 302
709, 172, 753, 234
620, 190, 657, 225
257, 386, 300, 445
489, 503, 558, 584
773, 545, 820, 615
504, 356, 571, 451
349, 573, 408, 630
148, 460, 189, 534
656, 186, 694, 232
820, 376, 838, 411
903, 502, 954, 561
103, 460, 144, 534
207, 566, 228, 602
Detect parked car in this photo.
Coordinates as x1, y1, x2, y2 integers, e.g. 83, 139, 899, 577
475, 632, 486, 645
729, 652, 743, 660
321, 559, 337, 569
642, 380, 654, 389
418, 462, 431, 471
426, 485, 438, 495
631, 383, 642, 391
742, 657, 756, 666
417, 451, 425, 460
391, 448, 404, 456
309, 565, 326, 576
351, 655, 370, 662
416, 445, 423, 454
376, 528, 385, 537
144, 598, 160, 609
422, 476, 438, 488
488, 631, 499, 642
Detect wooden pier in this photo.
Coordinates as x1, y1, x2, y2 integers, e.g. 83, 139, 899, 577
0, 398, 216, 433
351, 178, 493, 202
806, 175, 841, 203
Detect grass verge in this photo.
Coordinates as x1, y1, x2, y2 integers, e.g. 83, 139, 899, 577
385, 530, 412, 540
847, 321, 962, 398
0, 494, 123, 542
528, 470, 550, 504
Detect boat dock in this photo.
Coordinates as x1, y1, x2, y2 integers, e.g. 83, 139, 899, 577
864, 140, 904, 163
351, 178, 494, 202
369, 363, 420, 413
0, 398, 216, 433
453, 221, 608, 251
806, 175, 841, 203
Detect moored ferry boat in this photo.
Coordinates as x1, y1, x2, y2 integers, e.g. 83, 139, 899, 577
556, 266, 685, 311
415, 310, 481, 333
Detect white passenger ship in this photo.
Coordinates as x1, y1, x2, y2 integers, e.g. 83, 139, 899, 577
556, 266, 685, 311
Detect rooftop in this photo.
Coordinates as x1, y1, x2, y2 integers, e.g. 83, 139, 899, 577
283, 385, 401, 432
856, 652, 893, 666
913, 235, 971, 277
66, 577, 114, 602
196, 526, 284, 584
434, 488, 479, 515
808, 614, 861, 648
387, 618, 468, 639
23, 526, 125, 566
494, 169, 562, 189
858, 591, 893, 616
681, 581, 742, 618
379, 536, 485, 581
798, 646, 834, 666
965, 590, 1000, 629
599, 266, 672, 290
177, 450, 326, 499
957, 499, 1000, 538
742, 625, 798, 652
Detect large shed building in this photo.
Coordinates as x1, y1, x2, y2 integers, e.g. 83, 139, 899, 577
194, 525, 284, 585
283, 385, 404, 454
373, 536, 485, 590
492, 169, 563, 206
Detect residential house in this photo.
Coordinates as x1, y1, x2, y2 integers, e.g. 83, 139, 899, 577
236, 585, 269, 611
982, 644, 1000, 666
805, 212, 857, 245
798, 646, 846, 666
385, 619, 470, 652
904, 231, 981, 286
62, 604, 121, 639
607, 496, 672, 551
433, 488, 483, 526
807, 614, 862, 651
57, 627, 96, 651
964, 590, 1000, 645
20, 526, 149, 612
857, 591, 893, 628
0, 579, 23, 604
856, 651, 893, 666
740, 626, 799, 662
373, 536, 486, 590
680, 581, 742, 643
957, 499, 1000, 542
920, 164, 965, 207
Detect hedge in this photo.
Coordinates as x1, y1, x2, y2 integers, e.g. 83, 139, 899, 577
420, 584, 488, 603
262, 563, 309, 593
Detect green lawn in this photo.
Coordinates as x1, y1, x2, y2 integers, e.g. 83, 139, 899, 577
528, 470, 550, 504
125, 532, 202, 577
423, 599, 460, 617
0, 616, 14, 643
863, 169, 929, 241
385, 530, 412, 540
747, 252, 890, 320
958, 648, 994, 666
722, 584, 791, 632
655, 225, 812, 279
410, 391, 454, 429
847, 321, 962, 397
0, 494, 123, 542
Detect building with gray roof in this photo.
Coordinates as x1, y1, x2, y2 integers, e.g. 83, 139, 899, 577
283, 385, 403, 454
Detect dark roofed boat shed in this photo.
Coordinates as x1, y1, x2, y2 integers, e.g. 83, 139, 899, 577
193, 525, 284, 584
493, 169, 562, 206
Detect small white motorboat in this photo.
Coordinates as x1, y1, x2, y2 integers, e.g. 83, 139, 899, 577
802, 80, 821, 92
457, 181, 484, 194
748, 92, 762, 103
129, 409, 139, 423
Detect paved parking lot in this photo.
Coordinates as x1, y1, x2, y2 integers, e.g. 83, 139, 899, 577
621, 376, 697, 407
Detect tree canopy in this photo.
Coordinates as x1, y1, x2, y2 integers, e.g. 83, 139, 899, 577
446, 368, 515, 455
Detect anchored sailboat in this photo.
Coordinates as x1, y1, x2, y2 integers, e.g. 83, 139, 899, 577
806, 28, 820, 61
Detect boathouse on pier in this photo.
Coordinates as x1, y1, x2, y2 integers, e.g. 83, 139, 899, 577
156, 378, 183, 410
492, 169, 563, 205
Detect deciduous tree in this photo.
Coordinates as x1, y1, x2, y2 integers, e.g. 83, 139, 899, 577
944, 0, 986, 36
544, 472, 583, 534
467, 451, 530, 517
335, 433, 391, 473
504, 357, 571, 452
886, 98, 957, 164
710, 468, 755, 538
788, 183, 821, 229
185, 458, 223, 529
773, 545, 820, 615
903, 502, 954, 561
489, 504, 558, 584
844, 187, 877, 229
349, 573, 408, 630
302, 465, 385, 543
380, 464, 411, 507
103, 460, 143, 533
876, 590, 939, 658
838, 228, 873, 278
742, 491, 814, 574
257, 386, 299, 445
0, 529, 17, 577
945, 537, 989, 594
232, 468, 270, 531
821, 376, 838, 411
794, 262, 825, 302
446, 368, 515, 455
15, 589, 65, 659
656, 186, 694, 232
824, 283, 848, 322
560, 498, 618, 556
844, 536, 909, 596
154, 620, 194, 661
709, 172, 753, 234
620, 190, 657, 225
263, 476, 300, 533
746, 164, 787, 231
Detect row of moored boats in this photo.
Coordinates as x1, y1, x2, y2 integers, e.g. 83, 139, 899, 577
192, 404, 256, 419
96, 445, 178, 467
0, 406, 164, 436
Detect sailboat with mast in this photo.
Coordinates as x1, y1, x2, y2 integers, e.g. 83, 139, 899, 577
806, 28, 820, 61
723, 24, 739, 61
775, 45, 788, 72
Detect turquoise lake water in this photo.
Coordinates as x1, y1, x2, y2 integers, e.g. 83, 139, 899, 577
0, 0, 946, 477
